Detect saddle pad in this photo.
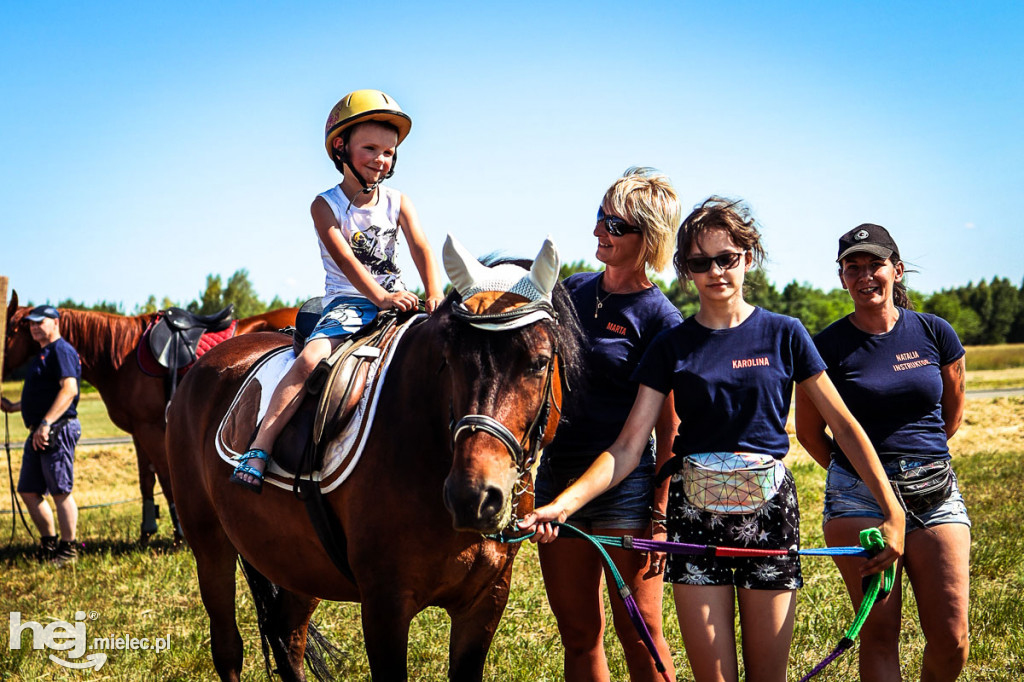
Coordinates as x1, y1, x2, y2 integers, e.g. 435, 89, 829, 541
137, 318, 238, 377
214, 316, 421, 493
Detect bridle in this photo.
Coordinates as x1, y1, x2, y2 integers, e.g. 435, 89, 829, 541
447, 311, 562, 536
450, 344, 558, 474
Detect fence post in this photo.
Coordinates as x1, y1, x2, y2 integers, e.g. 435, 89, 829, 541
0, 276, 8, 387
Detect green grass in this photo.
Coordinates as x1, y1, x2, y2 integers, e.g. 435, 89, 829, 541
965, 344, 1024, 372
1, 449, 1022, 680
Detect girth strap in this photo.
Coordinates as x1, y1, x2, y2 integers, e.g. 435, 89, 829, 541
297, 480, 356, 584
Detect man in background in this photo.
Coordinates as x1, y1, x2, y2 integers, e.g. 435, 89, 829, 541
1, 305, 82, 566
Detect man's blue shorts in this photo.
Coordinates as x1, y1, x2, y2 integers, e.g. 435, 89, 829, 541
17, 418, 81, 496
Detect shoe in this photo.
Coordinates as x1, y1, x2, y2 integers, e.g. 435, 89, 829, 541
52, 540, 78, 567
36, 535, 58, 563
229, 448, 269, 494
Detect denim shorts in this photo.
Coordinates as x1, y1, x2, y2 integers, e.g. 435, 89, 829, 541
823, 458, 971, 532
17, 418, 81, 496
535, 441, 656, 530
308, 296, 380, 340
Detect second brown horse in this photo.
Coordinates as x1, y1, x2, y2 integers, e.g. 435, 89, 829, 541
2, 290, 297, 541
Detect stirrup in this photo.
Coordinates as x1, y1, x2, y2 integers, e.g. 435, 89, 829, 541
230, 448, 269, 494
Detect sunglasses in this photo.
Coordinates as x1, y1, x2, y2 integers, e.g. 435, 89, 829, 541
596, 207, 642, 237
685, 251, 745, 274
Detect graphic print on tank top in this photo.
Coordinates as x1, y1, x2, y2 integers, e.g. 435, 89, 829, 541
350, 225, 402, 291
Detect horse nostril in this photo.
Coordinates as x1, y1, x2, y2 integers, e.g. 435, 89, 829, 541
479, 486, 505, 521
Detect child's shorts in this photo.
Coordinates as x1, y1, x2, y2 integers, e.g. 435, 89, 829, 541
308, 296, 380, 340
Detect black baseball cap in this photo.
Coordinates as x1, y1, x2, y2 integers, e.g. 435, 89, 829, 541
24, 305, 60, 321
836, 223, 900, 263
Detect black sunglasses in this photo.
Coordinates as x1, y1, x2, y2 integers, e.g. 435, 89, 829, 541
596, 207, 642, 237
685, 251, 745, 274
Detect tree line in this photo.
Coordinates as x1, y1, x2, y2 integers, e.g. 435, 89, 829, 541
47, 266, 1024, 346
560, 261, 1024, 345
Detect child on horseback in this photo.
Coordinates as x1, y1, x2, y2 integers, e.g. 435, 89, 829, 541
231, 89, 444, 492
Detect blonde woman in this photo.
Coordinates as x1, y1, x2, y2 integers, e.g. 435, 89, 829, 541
534, 167, 681, 681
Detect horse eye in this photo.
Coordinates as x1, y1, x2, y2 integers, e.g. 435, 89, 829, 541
529, 356, 551, 375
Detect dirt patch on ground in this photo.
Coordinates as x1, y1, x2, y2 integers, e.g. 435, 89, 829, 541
955, 395, 1024, 455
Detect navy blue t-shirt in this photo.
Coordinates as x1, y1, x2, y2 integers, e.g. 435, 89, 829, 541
546, 272, 682, 464
813, 308, 965, 471
634, 307, 826, 460
20, 337, 81, 428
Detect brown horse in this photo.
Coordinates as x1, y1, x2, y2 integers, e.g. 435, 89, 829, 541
164, 242, 584, 680
2, 290, 298, 541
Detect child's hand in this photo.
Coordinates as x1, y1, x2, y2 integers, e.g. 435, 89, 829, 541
380, 291, 420, 312
425, 296, 444, 313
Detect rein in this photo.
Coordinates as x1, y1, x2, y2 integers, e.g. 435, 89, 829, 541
499, 523, 895, 681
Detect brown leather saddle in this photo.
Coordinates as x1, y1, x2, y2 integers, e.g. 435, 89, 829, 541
271, 308, 419, 476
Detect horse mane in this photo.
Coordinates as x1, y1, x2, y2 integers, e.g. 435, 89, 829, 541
57, 308, 155, 372
436, 257, 587, 401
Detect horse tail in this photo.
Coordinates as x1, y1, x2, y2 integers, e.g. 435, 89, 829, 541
238, 557, 343, 682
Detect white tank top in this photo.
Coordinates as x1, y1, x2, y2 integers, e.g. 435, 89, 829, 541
316, 184, 407, 304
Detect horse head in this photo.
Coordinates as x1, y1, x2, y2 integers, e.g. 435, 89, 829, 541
439, 236, 582, 534
3, 290, 36, 380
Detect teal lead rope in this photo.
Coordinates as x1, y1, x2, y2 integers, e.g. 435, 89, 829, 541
493, 523, 894, 680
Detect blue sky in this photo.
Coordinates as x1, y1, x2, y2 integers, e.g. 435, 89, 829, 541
2, 1, 1022, 311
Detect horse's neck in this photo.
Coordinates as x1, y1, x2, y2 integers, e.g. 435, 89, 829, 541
58, 310, 150, 383
385, 319, 448, 437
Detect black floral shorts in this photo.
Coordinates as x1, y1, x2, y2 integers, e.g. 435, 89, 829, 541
664, 469, 802, 590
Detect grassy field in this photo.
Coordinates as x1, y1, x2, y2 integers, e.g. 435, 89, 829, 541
965, 343, 1024, 372
1, 392, 1023, 680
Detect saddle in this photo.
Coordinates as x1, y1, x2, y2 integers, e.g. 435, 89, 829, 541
272, 308, 418, 476
139, 305, 237, 402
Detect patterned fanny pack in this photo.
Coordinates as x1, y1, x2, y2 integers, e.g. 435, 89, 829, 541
676, 452, 787, 514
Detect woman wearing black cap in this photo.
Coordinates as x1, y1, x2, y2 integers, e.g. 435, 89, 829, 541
796, 224, 970, 681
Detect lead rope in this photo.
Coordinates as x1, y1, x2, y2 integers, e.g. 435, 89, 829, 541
5, 409, 35, 548
499, 524, 894, 680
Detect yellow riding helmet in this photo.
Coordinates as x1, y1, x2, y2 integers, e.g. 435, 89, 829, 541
324, 89, 412, 157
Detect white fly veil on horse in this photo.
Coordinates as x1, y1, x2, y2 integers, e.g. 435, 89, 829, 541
442, 234, 560, 330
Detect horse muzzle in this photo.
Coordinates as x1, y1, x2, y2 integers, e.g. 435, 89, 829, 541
442, 469, 516, 534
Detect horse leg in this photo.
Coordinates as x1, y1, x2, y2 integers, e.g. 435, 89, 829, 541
136, 425, 185, 544
361, 591, 419, 681
133, 437, 159, 542
193, 528, 246, 681
240, 559, 323, 681
446, 575, 512, 682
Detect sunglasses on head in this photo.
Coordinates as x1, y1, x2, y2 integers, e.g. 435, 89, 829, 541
685, 251, 745, 274
596, 207, 642, 237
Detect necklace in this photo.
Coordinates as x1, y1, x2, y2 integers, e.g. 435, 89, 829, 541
595, 284, 614, 318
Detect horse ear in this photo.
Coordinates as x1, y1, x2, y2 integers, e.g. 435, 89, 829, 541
7, 289, 17, 320
529, 237, 560, 298
443, 235, 491, 296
